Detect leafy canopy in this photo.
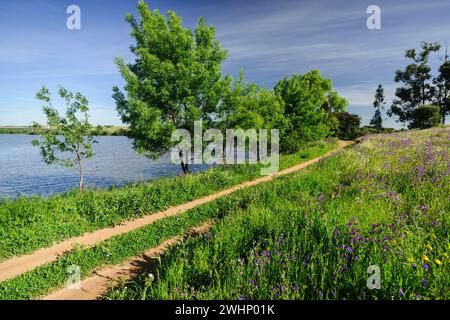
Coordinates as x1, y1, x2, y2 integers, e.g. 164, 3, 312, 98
113, 1, 227, 160
32, 86, 96, 168
274, 70, 347, 152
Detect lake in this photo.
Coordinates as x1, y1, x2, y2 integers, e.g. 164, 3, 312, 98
0, 135, 204, 199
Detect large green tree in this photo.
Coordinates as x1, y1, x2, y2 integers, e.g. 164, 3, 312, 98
113, 1, 227, 173
32, 86, 96, 193
370, 84, 386, 129
388, 42, 441, 125
274, 70, 347, 152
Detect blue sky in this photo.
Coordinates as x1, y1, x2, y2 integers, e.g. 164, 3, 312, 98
0, 0, 449, 128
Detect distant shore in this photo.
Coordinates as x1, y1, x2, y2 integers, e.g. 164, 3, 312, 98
0, 125, 129, 136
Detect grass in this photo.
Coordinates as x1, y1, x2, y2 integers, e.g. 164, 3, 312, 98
0, 140, 336, 261
103, 127, 450, 300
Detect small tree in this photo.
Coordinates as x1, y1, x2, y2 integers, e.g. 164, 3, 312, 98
370, 84, 386, 130
32, 86, 96, 193
334, 112, 361, 140
409, 105, 441, 129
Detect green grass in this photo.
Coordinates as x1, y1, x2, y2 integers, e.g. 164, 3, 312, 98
103, 127, 450, 300
0, 140, 336, 261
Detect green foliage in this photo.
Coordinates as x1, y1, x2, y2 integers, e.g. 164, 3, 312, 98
217, 70, 286, 131
275, 70, 347, 152
433, 50, 450, 124
113, 1, 227, 169
409, 105, 441, 129
31, 86, 96, 192
334, 112, 361, 140
370, 84, 385, 129
370, 109, 383, 130
389, 42, 441, 124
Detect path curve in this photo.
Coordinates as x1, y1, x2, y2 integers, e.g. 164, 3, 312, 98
42, 222, 213, 300
0, 140, 353, 282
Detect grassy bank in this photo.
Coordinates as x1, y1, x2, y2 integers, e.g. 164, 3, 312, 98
0, 140, 336, 261
103, 127, 450, 300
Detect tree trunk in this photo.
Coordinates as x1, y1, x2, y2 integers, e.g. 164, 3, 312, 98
77, 155, 84, 193
179, 150, 190, 175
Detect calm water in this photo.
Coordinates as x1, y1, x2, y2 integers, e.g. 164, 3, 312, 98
0, 135, 204, 199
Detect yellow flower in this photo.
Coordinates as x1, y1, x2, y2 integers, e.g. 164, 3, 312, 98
435, 259, 442, 266
426, 244, 433, 251
422, 255, 430, 262
444, 253, 449, 259
432, 234, 437, 241
407, 257, 414, 263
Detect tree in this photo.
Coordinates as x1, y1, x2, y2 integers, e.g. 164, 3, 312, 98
388, 42, 441, 125
31, 86, 96, 193
370, 84, 386, 129
433, 44, 450, 124
334, 112, 361, 140
113, 1, 227, 174
219, 70, 285, 132
409, 105, 441, 129
274, 70, 347, 152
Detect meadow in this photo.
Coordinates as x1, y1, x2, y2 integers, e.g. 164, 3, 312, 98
104, 127, 450, 300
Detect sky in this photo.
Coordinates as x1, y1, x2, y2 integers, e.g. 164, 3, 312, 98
0, 0, 449, 128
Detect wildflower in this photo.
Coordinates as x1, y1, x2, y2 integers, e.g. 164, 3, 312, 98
422, 279, 427, 286
435, 259, 442, 266
426, 244, 433, 251
444, 253, 449, 259
422, 264, 430, 270
421, 255, 429, 262
407, 257, 414, 263
347, 246, 353, 253
415, 294, 423, 300
412, 264, 417, 270
148, 273, 155, 280
399, 288, 404, 297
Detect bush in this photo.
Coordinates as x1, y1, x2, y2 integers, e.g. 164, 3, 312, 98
409, 105, 441, 129
334, 112, 361, 140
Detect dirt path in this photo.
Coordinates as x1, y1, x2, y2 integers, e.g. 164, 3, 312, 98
42, 222, 213, 300
0, 140, 353, 283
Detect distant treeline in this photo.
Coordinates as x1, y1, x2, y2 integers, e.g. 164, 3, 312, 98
0, 125, 129, 136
